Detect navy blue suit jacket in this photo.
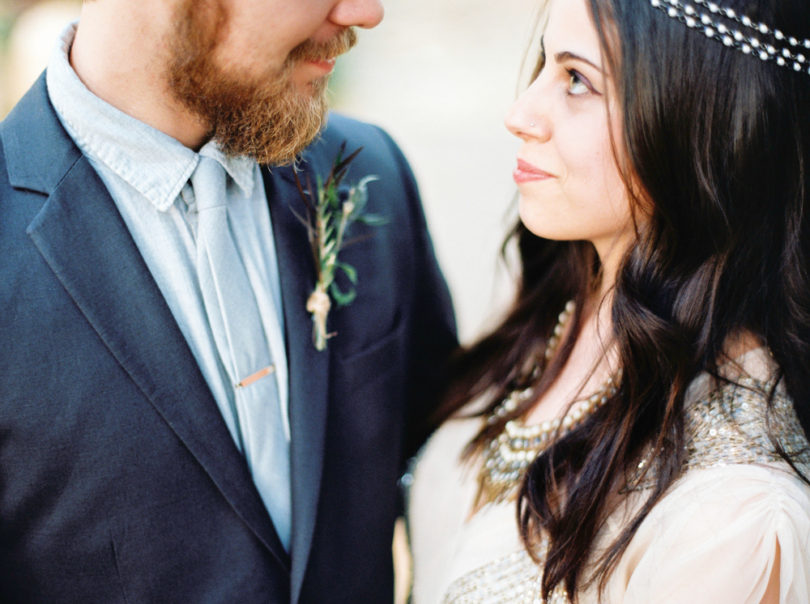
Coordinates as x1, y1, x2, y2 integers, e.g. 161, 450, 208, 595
0, 75, 456, 603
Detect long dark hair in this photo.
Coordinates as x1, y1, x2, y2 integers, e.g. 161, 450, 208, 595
437, 0, 810, 598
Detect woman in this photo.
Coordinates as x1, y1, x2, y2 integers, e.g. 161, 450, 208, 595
408, 0, 810, 601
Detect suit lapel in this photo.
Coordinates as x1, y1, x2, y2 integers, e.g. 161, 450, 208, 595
263, 148, 333, 603
4, 76, 289, 570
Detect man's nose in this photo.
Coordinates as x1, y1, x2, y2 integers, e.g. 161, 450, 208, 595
328, 0, 385, 30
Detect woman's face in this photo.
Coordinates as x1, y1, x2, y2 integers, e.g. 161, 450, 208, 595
505, 0, 634, 272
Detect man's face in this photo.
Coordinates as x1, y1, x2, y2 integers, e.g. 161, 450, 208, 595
167, 0, 373, 164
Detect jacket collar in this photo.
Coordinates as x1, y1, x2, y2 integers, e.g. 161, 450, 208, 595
263, 137, 335, 603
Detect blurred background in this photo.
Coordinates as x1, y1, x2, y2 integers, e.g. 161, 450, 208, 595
0, 0, 541, 343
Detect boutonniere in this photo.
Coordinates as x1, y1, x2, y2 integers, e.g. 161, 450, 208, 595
293, 142, 384, 351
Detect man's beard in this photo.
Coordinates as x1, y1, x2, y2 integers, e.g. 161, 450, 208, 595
167, 1, 356, 165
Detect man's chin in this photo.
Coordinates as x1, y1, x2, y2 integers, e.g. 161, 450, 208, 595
177, 64, 330, 165
291, 75, 331, 99
215, 98, 328, 165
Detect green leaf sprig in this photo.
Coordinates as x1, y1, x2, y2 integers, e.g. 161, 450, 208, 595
293, 142, 383, 351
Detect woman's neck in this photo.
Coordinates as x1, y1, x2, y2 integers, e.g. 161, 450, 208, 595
524, 293, 619, 426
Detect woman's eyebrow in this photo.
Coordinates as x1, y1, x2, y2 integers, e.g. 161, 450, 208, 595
554, 50, 603, 73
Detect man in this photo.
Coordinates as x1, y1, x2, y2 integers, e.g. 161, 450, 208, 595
0, 0, 456, 601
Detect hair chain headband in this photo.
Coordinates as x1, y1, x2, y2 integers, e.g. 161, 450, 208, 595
649, 0, 810, 75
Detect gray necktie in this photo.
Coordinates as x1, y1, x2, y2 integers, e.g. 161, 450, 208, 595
192, 155, 291, 549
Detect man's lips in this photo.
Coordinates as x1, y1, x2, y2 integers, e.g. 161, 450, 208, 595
513, 158, 554, 184
304, 57, 337, 73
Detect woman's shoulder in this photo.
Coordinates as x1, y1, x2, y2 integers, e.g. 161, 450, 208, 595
682, 348, 810, 474
623, 347, 810, 499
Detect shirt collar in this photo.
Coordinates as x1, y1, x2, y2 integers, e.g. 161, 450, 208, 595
46, 22, 256, 212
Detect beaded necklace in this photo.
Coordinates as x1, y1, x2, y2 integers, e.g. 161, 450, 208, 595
475, 301, 622, 508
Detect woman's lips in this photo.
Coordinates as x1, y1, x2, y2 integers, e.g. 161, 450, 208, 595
513, 158, 554, 184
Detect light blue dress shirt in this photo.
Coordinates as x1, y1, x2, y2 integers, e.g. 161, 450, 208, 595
46, 23, 292, 546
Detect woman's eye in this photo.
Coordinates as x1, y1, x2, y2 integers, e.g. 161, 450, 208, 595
567, 70, 590, 96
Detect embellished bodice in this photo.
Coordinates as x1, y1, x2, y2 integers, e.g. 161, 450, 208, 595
407, 352, 810, 603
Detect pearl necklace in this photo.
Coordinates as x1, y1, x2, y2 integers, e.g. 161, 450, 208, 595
475, 301, 622, 508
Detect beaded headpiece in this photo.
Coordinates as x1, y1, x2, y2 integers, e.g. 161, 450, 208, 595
649, 0, 810, 75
